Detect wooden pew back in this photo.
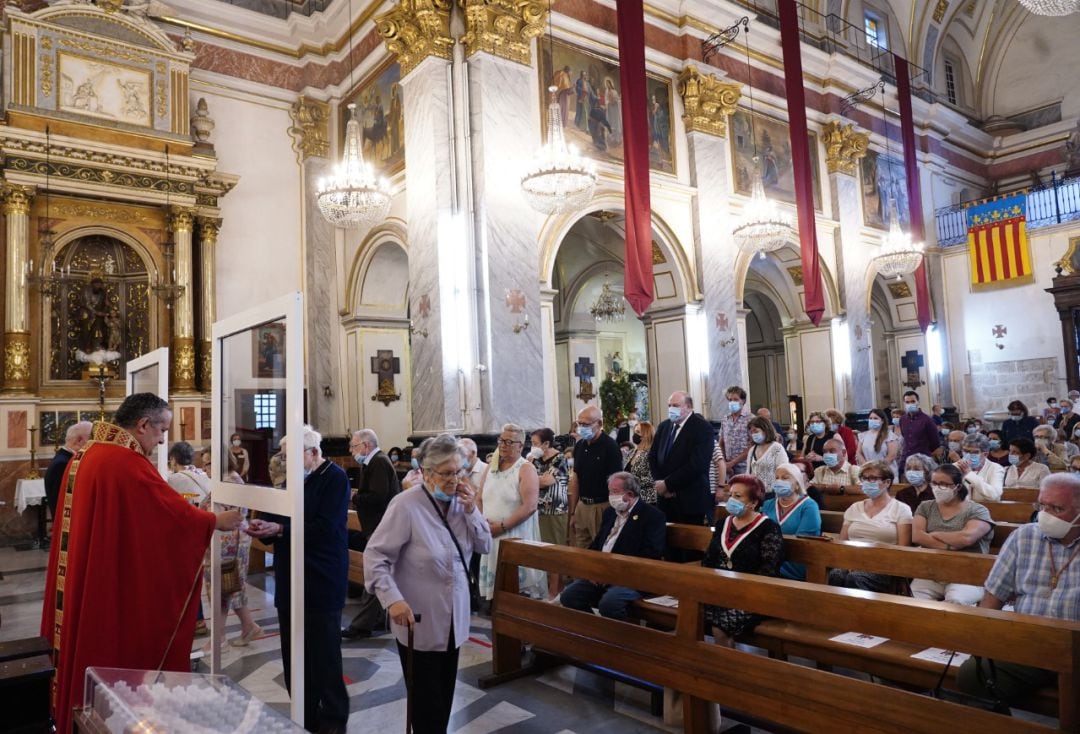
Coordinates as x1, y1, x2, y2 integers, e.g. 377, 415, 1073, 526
981, 500, 1036, 524
489, 539, 1080, 733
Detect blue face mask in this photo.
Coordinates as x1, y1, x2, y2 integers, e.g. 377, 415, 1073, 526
904, 469, 925, 486
905, 403, 918, 413
867, 418, 882, 430
809, 422, 825, 435
463, 460, 471, 471
411, 458, 420, 470
988, 439, 1001, 450
891, 417, 900, 427
1064, 406, 1072, 414
963, 452, 982, 469
303, 468, 312, 479
772, 480, 793, 498
861, 481, 885, 498
725, 497, 746, 517
433, 488, 454, 502
578, 425, 595, 441
390, 453, 399, 462
727, 401, 742, 414
822, 453, 839, 467
353, 453, 367, 465
1008, 454, 1020, 466
1009, 414, 1022, 422
668, 406, 683, 422
751, 432, 765, 444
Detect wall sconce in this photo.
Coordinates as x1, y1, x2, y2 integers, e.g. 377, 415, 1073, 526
409, 319, 428, 338
512, 313, 530, 334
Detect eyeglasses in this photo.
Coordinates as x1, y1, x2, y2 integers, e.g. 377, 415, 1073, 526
429, 468, 467, 480
860, 475, 885, 482
1034, 502, 1070, 515
497, 438, 522, 446
576, 421, 598, 428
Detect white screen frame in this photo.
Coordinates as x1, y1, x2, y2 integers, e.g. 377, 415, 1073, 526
125, 347, 169, 478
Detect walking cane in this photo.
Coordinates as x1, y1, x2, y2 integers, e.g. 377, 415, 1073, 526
405, 613, 421, 734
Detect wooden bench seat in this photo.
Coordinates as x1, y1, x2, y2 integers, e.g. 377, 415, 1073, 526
1003, 487, 1039, 503
982, 500, 1037, 524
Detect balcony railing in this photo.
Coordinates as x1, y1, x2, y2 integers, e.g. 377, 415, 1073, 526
935, 173, 1080, 247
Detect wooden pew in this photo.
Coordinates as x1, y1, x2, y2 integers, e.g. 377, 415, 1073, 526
347, 510, 364, 585
1003, 487, 1039, 503
982, 500, 1037, 524
485, 539, 1079, 733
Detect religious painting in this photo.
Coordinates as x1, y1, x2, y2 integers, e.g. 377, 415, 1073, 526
730, 109, 822, 211
252, 323, 286, 378
860, 149, 910, 229
58, 53, 152, 127
40, 412, 58, 447
341, 59, 405, 175
539, 39, 676, 175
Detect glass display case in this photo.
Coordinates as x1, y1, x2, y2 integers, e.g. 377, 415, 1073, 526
76, 667, 302, 733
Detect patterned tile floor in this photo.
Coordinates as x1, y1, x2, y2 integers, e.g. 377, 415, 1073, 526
0, 546, 758, 733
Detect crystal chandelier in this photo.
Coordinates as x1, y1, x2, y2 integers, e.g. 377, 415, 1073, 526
733, 161, 795, 258
590, 281, 625, 323
315, 103, 392, 228
874, 203, 924, 279
1016, 0, 1080, 16
521, 86, 598, 214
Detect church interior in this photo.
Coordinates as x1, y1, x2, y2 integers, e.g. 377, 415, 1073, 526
2, 0, 1080, 731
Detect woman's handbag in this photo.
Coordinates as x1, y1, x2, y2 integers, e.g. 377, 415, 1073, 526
219, 556, 242, 596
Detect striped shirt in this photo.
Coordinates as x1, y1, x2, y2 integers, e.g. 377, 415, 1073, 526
984, 523, 1080, 621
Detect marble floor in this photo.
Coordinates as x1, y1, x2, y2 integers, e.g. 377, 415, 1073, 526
0, 546, 760, 733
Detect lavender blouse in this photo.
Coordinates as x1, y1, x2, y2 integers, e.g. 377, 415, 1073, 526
364, 486, 492, 651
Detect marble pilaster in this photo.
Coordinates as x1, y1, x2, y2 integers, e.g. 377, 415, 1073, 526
170, 209, 196, 392
3, 185, 32, 392
686, 131, 743, 420
466, 53, 544, 431
829, 172, 874, 410
198, 218, 219, 392
400, 56, 462, 433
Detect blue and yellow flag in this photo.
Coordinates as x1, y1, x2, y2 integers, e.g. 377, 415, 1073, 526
966, 193, 1031, 288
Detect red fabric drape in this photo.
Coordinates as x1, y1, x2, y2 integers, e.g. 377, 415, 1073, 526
616, 0, 654, 316
894, 54, 933, 332
778, 0, 824, 326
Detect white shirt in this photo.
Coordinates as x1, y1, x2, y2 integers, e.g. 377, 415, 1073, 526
964, 459, 1004, 502
843, 498, 913, 545
468, 458, 489, 491
167, 466, 209, 502
1004, 461, 1050, 489
601, 499, 638, 553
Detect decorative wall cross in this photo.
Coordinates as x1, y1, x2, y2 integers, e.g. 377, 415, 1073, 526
993, 324, 1007, 350
900, 350, 925, 389
370, 349, 401, 406
575, 356, 595, 401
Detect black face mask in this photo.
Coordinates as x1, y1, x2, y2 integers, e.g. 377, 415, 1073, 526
632, 434, 641, 445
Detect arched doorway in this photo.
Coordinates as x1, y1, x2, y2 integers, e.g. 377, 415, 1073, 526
341, 230, 412, 447
545, 209, 694, 432
870, 273, 935, 409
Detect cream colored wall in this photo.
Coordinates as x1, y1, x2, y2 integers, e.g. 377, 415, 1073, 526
193, 86, 303, 321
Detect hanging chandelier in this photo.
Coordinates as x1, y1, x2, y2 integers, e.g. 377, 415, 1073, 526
730, 19, 794, 258
1016, 0, 1080, 16
521, 86, 598, 215
590, 281, 625, 323
733, 161, 795, 258
874, 203, 925, 279
315, 103, 392, 228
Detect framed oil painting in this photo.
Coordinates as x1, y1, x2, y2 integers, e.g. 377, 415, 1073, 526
341, 59, 405, 175
252, 323, 286, 378
730, 109, 822, 211
860, 149, 910, 229
539, 39, 676, 175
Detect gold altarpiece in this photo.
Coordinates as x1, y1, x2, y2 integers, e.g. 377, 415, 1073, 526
0, 1, 236, 424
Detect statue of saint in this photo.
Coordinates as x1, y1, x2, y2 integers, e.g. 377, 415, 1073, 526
81, 277, 111, 353
106, 309, 123, 353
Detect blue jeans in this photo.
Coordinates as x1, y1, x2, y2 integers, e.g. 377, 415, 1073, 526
560, 580, 642, 620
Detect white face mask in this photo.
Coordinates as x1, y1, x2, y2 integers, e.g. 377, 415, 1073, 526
1038, 510, 1080, 540
231, 439, 241, 447
527, 446, 543, 461
608, 495, 631, 514
931, 485, 957, 504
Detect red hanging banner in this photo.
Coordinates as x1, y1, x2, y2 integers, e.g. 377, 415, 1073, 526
777, 0, 824, 326
894, 54, 933, 332
616, 0, 654, 316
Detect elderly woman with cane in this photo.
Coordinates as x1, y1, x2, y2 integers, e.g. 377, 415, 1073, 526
364, 434, 492, 734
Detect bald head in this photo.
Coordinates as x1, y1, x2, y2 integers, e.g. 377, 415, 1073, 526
824, 438, 846, 460
65, 421, 92, 452
667, 392, 692, 423
757, 407, 772, 420
576, 406, 602, 441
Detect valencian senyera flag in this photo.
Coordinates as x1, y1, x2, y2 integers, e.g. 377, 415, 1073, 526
966, 193, 1032, 288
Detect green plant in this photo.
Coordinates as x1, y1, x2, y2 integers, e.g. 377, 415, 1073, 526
599, 375, 635, 431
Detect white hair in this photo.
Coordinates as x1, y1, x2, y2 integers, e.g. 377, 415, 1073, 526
459, 437, 478, 456
1041, 472, 1080, 507
419, 433, 466, 470
353, 428, 379, 447
66, 421, 92, 443
281, 425, 322, 453
500, 423, 525, 443
775, 462, 807, 495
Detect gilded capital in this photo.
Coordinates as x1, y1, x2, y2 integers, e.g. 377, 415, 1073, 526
377, 0, 454, 78
822, 120, 869, 176
677, 65, 741, 138
169, 208, 195, 233
2, 185, 33, 216
198, 217, 221, 242
460, 0, 546, 66
288, 97, 330, 163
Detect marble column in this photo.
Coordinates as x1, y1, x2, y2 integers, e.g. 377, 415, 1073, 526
823, 120, 873, 410
679, 66, 744, 421
540, 289, 559, 430
197, 218, 219, 392
170, 208, 197, 392
398, 56, 463, 434
466, 52, 544, 431
3, 185, 33, 392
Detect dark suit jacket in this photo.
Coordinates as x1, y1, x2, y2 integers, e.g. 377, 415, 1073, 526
352, 450, 400, 542
648, 412, 715, 518
44, 447, 75, 517
588, 500, 666, 560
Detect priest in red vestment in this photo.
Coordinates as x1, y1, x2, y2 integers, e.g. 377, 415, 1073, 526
40, 393, 242, 733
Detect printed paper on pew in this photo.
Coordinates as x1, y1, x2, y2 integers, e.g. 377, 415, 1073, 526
910, 648, 971, 666
829, 632, 889, 648
645, 595, 680, 608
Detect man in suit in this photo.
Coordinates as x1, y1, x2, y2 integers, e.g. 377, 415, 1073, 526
43, 421, 92, 518
649, 391, 715, 526
342, 428, 399, 639
558, 472, 666, 620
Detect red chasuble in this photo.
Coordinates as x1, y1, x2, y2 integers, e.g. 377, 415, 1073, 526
40, 422, 216, 734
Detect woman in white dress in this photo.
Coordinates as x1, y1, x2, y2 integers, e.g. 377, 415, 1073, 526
856, 407, 899, 475
746, 416, 788, 491
477, 423, 546, 600
604, 78, 622, 145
